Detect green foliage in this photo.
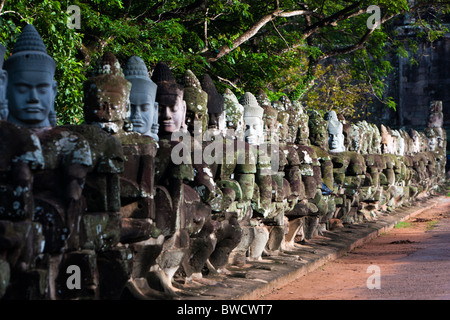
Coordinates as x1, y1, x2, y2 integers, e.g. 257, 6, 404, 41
0, 0, 449, 124
304, 63, 374, 119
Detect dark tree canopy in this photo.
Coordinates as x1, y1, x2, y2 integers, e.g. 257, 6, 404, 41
1, 0, 449, 124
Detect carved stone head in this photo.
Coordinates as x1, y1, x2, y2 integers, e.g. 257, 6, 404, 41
4, 24, 57, 128
409, 129, 421, 154
223, 88, 244, 139
83, 52, 131, 133
425, 128, 438, 152
256, 89, 278, 143
241, 92, 264, 146
370, 123, 382, 154
182, 69, 208, 136
325, 111, 345, 153
427, 100, 443, 128
308, 110, 328, 150
151, 62, 186, 135
123, 56, 158, 140
201, 74, 225, 133
348, 123, 361, 152
380, 124, 394, 154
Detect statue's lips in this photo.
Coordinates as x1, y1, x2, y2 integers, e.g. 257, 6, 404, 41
246, 135, 259, 144
132, 121, 145, 127
24, 106, 44, 113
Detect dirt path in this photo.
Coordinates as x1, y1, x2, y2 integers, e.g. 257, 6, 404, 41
261, 197, 450, 300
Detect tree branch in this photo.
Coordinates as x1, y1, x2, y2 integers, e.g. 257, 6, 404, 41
205, 8, 315, 62
319, 13, 396, 61
0, 0, 6, 13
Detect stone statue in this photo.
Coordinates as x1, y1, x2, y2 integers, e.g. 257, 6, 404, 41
255, 89, 277, 144
123, 56, 159, 141
152, 62, 187, 136
83, 52, 132, 134
380, 124, 394, 154
80, 52, 167, 299
424, 100, 446, 183
292, 100, 310, 146
271, 98, 289, 143
182, 69, 208, 136
3, 24, 112, 299
223, 88, 244, 139
0, 42, 48, 298
325, 111, 345, 153
4, 24, 57, 129
241, 92, 264, 146
201, 74, 225, 136
427, 100, 443, 128
308, 110, 328, 151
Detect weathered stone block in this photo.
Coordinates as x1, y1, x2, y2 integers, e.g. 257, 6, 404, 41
80, 212, 121, 251
236, 174, 255, 201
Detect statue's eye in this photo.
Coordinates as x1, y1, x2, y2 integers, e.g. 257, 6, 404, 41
37, 86, 49, 94
15, 84, 29, 94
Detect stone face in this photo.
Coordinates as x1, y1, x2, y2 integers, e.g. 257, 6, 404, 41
83, 52, 131, 134
308, 110, 328, 151
152, 62, 187, 136
241, 92, 264, 146
325, 111, 345, 153
4, 24, 57, 129
292, 101, 310, 145
201, 74, 225, 133
183, 70, 209, 136
124, 56, 159, 141
223, 88, 245, 138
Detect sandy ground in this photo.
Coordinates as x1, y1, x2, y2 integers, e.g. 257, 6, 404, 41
261, 197, 450, 300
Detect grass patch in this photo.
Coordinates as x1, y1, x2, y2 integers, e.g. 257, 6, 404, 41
426, 220, 439, 230
394, 221, 412, 229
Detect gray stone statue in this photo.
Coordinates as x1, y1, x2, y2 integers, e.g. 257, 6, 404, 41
183, 69, 209, 136
201, 74, 225, 135
4, 24, 57, 129
325, 111, 345, 153
223, 88, 244, 139
152, 62, 187, 136
241, 92, 264, 146
124, 56, 159, 141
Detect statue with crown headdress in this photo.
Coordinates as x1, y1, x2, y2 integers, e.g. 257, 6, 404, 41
124, 56, 159, 141
2, 24, 111, 299
0, 40, 48, 299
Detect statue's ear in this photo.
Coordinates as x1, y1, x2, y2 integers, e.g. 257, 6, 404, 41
153, 101, 159, 122
52, 80, 58, 99
0, 70, 7, 88
0, 70, 8, 120
181, 99, 187, 123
